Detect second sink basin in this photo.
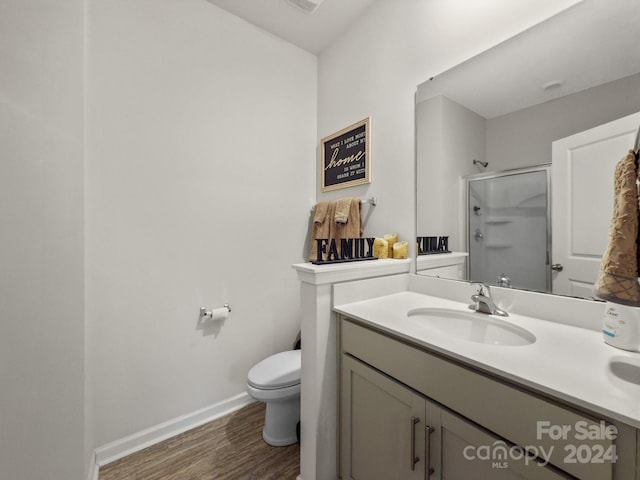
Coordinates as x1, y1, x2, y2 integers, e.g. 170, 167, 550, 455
406, 308, 536, 346
608, 356, 640, 386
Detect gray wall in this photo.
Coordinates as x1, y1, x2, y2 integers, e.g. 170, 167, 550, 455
487, 73, 640, 171
0, 1, 85, 479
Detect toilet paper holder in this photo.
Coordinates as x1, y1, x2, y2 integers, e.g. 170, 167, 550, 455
199, 304, 231, 321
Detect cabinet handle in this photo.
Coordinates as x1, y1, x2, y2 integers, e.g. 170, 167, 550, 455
410, 416, 420, 470
425, 425, 435, 477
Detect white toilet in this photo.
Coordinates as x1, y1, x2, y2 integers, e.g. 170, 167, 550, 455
247, 349, 301, 446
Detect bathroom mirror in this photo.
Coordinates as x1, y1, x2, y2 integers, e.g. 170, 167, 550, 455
415, 0, 640, 299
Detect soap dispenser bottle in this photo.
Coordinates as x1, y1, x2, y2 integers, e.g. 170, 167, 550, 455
602, 302, 640, 351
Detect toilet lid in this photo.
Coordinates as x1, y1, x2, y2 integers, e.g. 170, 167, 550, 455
248, 350, 301, 390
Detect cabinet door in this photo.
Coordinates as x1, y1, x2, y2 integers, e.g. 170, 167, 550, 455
438, 408, 572, 480
341, 355, 426, 480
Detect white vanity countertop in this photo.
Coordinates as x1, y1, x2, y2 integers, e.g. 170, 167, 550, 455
334, 290, 640, 429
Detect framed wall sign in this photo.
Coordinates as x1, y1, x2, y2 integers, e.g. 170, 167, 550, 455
320, 117, 371, 192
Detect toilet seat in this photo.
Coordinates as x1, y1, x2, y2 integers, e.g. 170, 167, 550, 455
248, 350, 301, 390
246, 381, 300, 403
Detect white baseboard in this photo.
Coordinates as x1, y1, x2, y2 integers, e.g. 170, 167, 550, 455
87, 450, 99, 480
93, 392, 254, 468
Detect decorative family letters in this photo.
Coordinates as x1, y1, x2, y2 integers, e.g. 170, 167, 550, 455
312, 238, 377, 264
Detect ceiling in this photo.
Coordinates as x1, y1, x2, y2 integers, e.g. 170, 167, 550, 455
416, 0, 640, 119
206, 0, 376, 55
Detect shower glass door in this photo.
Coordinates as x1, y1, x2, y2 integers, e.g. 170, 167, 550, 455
468, 167, 550, 291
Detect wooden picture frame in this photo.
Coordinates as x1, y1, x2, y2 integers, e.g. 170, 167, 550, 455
320, 117, 371, 192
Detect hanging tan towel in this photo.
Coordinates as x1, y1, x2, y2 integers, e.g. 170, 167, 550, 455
594, 150, 640, 305
308, 198, 362, 261
334, 197, 355, 224
332, 198, 362, 249
309, 201, 330, 261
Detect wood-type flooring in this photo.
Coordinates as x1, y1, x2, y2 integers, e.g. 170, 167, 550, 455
99, 402, 300, 480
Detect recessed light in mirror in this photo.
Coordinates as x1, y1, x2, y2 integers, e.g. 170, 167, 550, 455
543, 80, 564, 91
285, 0, 325, 14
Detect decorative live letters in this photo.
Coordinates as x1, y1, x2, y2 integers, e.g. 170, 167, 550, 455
417, 236, 450, 255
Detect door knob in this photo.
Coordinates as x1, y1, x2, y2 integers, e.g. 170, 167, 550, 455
551, 264, 564, 272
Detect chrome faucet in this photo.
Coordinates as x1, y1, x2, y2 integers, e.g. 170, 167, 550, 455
469, 283, 508, 317
496, 273, 511, 288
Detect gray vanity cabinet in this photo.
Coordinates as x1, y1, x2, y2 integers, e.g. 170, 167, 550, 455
341, 354, 569, 480
338, 316, 638, 480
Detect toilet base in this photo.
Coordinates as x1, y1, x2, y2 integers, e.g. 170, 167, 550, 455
261, 397, 300, 447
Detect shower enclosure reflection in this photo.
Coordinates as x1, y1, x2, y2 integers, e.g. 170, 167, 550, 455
467, 167, 549, 292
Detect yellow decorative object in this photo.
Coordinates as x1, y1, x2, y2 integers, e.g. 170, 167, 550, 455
373, 238, 389, 258
384, 233, 398, 258
393, 241, 408, 259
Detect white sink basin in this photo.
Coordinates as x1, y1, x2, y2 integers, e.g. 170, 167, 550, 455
406, 308, 536, 346
608, 356, 640, 386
